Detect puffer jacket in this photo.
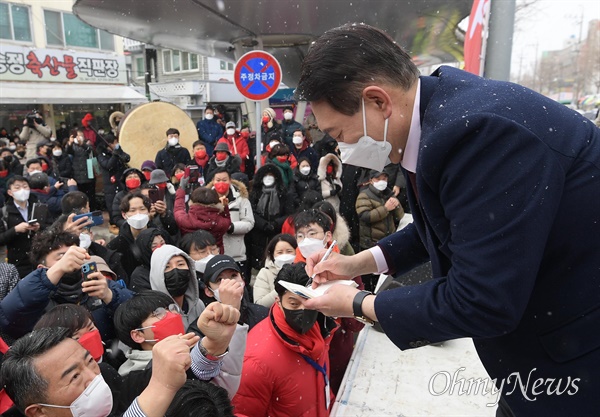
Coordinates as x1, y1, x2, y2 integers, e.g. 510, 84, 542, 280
317, 153, 343, 211
66, 142, 94, 184
0, 267, 133, 341
173, 188, 231, 252
232, 306, 338, 417
252, 259, 281, 308
205, 179, 254, 262
355, 184, 404, 250
20, 124, 52, 160
288, 162, 321, 209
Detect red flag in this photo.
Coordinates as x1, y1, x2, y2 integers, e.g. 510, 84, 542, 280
464, 0, 490, 75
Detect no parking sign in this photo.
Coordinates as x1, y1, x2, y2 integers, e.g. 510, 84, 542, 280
234, 51, 281, 101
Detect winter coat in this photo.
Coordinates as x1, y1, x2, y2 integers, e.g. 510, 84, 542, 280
280, 119, 304, 149
290, 139, 319, 171
30, 185, 77, 225
96, 144, 130, 193
20, 124, 52, 160
129, 228, 172, 292
246, 165, 295, 270
204, 154, 242, 184
155, 145, 191, 177
66, 142, 94, 184
206, 179, 254, 262
110, 168, 146, 227
217, 134, 250, 172
106, 222, 145, 279
3, 154, 22, 176
0, 263, 20, 345
149, 245, 205, 328
288, 165, 321, 209
0, 267, 134, 341
332, 213, 355, 257
232, 306, 337, 417
0, 195, 42, 277
173, 188, 231, 252
356, 184, 404, 250
317, 153, 343, 211
51, 153, 73, 178
197, 118, 224, 156
252, 259, 281, 308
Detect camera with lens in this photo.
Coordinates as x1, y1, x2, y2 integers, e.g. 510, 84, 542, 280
26, 112, 43, 128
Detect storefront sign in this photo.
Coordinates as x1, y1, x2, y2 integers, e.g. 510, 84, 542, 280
0, 45, 127, 84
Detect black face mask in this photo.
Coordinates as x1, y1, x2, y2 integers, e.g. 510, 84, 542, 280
164, 268, 190, 297
17, 151, 25, 158
3, 156, 12, 164
282, 306, 319, 335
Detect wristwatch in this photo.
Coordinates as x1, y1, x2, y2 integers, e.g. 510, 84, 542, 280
198, 338, 229, 361
352, 290, 375, 326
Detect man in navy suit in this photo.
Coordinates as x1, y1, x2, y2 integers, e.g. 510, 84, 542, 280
296, 23, 600, 416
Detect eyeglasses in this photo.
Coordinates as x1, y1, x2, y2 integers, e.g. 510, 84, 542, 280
135, 303, 182, 331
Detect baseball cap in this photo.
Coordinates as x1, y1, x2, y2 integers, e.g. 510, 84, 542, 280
203, 255, 240, 283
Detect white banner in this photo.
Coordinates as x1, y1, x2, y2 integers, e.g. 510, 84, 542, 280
0, 45, 127, 84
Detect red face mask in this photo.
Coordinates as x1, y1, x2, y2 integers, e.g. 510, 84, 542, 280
152, 243, 163, 252
240, 131, 250, 139
0, 170, 8, 178
152, 312, 185, 341
214, 182, 229, 195
41, 162, 48, 172
326, 165, 334, 175
126, 177, 141, 189
174, 172, 184, 181
156, 183, 167, 190
262, 116, 270, 124
215, 152, 227, 161
195, 149, 207, 159
78, 329, 104, 362
276, 155, 288, 163
143, 171, 152, 181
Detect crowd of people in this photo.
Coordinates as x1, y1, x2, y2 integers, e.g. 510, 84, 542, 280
0, 103, 407, 416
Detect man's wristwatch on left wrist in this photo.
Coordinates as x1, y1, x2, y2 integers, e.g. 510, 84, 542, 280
198, 338, 229, 361
352, 290, 375, 326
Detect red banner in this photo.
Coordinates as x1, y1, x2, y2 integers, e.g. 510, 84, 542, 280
464, 0, 490, 75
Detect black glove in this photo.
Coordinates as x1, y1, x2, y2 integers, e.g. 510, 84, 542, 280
329, 187, 337, 197
264, 223, 275, 233
334, 184, 342, 193
227, 223, 235, 234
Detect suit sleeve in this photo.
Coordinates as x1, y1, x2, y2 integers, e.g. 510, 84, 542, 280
375, 116, 566, 348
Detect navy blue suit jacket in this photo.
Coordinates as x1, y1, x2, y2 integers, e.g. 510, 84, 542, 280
375, 66, 600, 415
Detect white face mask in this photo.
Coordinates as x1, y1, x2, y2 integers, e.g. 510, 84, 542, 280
79, 233, 92, 249
49, 137, 56, 142
269, 141, 279, 150
373, 180, 388, 191
126, 213, 149, 229
12, 189, 30, 202
226, 128, 235, 136
298, 237, 326, 259
209, 287, 221, 302
8, 145, 16, 151
29, 170, 42, 175
299, 166, 311, 176
98, 130, 105, 135
274, 254, 296, 268
338, 98, 392, 172
60, 124, 66, 129
53, 149, 63, 157
205, 113, 214, 120
292, 136, 304, 146
262, 175, 275, 187
167, 137, 179, 147
194, 254, 215, 274
37, 374, 113, 417
283, 112, 293, 120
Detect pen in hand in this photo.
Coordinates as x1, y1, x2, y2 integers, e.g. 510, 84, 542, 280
306, 240, 337, 287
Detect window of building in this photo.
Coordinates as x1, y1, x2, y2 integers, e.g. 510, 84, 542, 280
135, 57, 145, 78
162, 49, 200, 73
0, 2, 32, 42
43, 9, 115, 51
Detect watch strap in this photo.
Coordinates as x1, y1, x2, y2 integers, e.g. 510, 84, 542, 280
353, 290, 372, 320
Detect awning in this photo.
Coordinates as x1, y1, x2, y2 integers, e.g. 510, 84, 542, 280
0, 82, 148, 105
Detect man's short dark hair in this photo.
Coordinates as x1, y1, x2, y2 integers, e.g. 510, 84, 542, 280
179, 230, 217, 254
29, 172, 49, 190
166, 379, 235, 417
294, 209, 332, 234
275, 262, 310, 298
295, 23, 419, 115
7, 175, 29, 190
113, 291, 174, 349
120, 191, 151, 213
268, 144, 290, 160
192, 140, 206, 149
166, 128, 180, 136
25, 158, 42, 168
211, 167, 230, 179
30, 230, 79, 265
61, 191, 89, 214
205, 106, 214, 112
190, 187, 219, 205
1, 327, 70, 412
33, 304, 93, 337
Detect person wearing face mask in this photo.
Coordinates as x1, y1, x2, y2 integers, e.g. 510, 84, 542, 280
35, 141, 54, 176
50, 142, 73, 178
280, 106, 304, 150
246, 164, 294, 272
179, 230, 220, 286
253, 234, 298, 308
96, 135, 131, 229
66, 129, 96, 210
192, 140, 210, 169
0, 176, 42, 277
204, 141, 242, 184
232, 262, 338, 417
217, 121, 250, 173
0, 147, 22, 176
56, 121, 70, 142
110, 168, 147, 228
155, 128, 191, 178
0, 231, 134, 344
197, 106, 224, 157
317, 151, 343, 211
266, 144, 294, 187
293, 209, 339, 264
130, 228, 171, 292
289, 157, 321, 210
200, 255, 268, 330
28, 172, 78, 225
260, 107, 282, 151
19, 111, 52, 160
289, 128, 319, 171
0, 159, 14, 207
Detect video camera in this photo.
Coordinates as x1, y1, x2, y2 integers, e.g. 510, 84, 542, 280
25, 112, 43, 128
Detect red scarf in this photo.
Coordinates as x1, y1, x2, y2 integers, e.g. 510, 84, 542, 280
195, 154, 209, 168
271, 303, 325, 362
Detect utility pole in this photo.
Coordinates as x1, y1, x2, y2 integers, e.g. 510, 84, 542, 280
484, 0, 516, 81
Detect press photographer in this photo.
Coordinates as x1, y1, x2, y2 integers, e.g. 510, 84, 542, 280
19, 110, 52, 160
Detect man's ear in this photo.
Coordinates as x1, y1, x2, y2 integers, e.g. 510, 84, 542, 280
121, 212, 127, 220
130, 329, 145, 345
325, 231, 333, 244
362, 86, 393, 119
24, 404, 46, 417
203, 287, 213, 299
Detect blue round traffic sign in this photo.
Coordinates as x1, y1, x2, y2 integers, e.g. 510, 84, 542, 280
234, 51, 282, 101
